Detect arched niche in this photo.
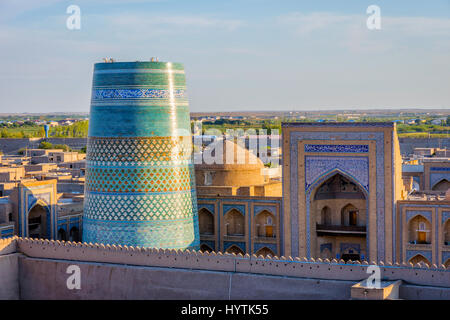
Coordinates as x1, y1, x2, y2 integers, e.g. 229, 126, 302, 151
198, 208, 214, 235
311, 172, 367, 228
311, 172, 367, 262
409, 254, 431, 267
255, 247, 275, 258
224, 209, 245, 236
432, 179, 450, 191
408, 215, 432, 244
444, 219, 450, 246
28, 204, 50, 239
225, 245, 244, 255
444, 259, 450, 269
200, 243, 213, 253
255, 210, 276, 238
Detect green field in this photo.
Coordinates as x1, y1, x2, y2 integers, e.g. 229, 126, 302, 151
0, 118, 449, 139
0, 121, 88, 138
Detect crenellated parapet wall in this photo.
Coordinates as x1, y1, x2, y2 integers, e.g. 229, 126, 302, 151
0, 236, 17, 256
5, 237, 448, 289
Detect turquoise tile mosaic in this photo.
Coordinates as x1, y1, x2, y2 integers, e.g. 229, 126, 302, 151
83, 61, 199, 250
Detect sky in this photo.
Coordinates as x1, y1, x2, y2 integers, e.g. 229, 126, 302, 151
0, 0, 449, 113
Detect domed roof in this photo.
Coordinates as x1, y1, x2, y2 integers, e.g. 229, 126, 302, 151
196, 139, 264, 171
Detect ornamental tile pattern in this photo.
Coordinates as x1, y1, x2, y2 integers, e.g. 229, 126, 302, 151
405, 210, 432, 223
86, 136, 193, 166
84, 191, 197, 221
430, 167, 450, 171
92, 88, 187, 100
305, 156, 369, 192
443, 211, 450, 224
430, 172, 450, 189
85, 165, 195, 193
83, 217, 199, 249
406, 250, 432, 262
304, 144, 369, 153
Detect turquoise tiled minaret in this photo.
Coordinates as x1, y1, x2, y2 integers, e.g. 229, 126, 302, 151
82, 61, 199, 250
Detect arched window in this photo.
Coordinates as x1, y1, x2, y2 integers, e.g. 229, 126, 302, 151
341, 204, 358, 226
69, 227, 79, 242
418, 222, 426, 231
255, 247, 275, 257
224, 209, 245, 236
57, 228, 67, 241
255, 210, 276, 238
225, 245, 244, 255
321, 206, 332, 225
198, 208, 214, 235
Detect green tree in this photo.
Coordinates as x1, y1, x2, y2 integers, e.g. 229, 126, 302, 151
39, 141, 53, 149
53, 144, 72, 152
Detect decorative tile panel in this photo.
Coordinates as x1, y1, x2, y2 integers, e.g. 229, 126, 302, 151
254, 205, 277, 216
305, 156, 369, 192
27, 193, 51, 211
340, 243, 361, 254
254, 242, 277, 254
430, 167, 450, 171
430, 173, 450, 189
320, 243, 332, 253
443, 211, 450, 224
406, 210, 432, 223
406, 250, 432, 262
222, 204, 245, 216
304, 144, 369, 153
92, 88, 187, 100
223, 241, 246, 252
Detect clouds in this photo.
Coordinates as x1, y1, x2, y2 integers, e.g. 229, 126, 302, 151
277, 12, 356, 35
101, 13, 244, 38
275, 11, 450, 55
277, 11, 450, 38
0, 2, 449, 112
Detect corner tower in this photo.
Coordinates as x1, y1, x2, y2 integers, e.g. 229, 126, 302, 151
83, 60, 199, 250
